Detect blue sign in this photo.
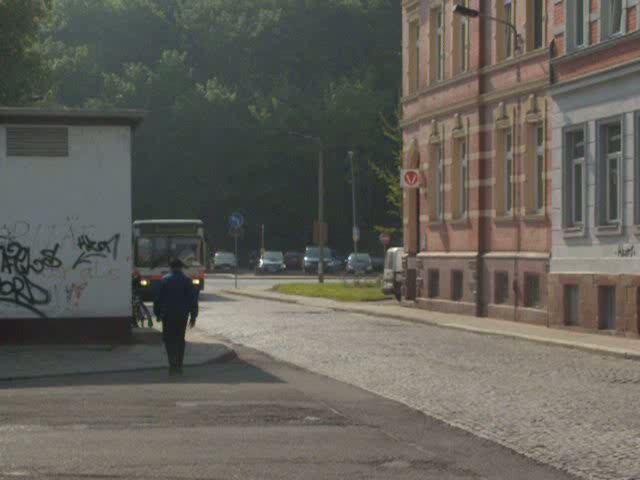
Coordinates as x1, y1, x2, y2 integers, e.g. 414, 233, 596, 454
229, 212, 244, 228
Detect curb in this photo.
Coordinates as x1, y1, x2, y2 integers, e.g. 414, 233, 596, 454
0, 344, 236, 382
222, 289, 640, 362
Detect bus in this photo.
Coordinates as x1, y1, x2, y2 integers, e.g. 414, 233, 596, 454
133, 219, 207, 296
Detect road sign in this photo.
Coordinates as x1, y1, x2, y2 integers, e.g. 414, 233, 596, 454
352, 226, 360, 242
401, 169, 421, 189
379, 232, 391, 246
229, 212, 244, 228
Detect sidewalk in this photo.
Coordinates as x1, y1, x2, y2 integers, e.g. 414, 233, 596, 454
0, 329, 234, 381
223, 286, 640, 360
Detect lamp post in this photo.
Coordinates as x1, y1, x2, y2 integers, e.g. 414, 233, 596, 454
452, 4, 523, 55
348, 150, 358, 256
287, 131, 325, 283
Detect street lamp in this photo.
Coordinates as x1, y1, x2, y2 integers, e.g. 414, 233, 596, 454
287, 131, 326, 284
348, 150, 358, 256
452, 4, 523, 54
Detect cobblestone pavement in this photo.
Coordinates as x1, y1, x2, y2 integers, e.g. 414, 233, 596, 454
197, 294, 640, 480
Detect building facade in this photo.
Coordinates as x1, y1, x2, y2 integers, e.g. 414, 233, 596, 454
0, 108, 143, 343
401, 0, 552, 323
548, 0, 640, 333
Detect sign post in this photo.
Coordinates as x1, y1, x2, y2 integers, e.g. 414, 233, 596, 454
229, 213, 244, 289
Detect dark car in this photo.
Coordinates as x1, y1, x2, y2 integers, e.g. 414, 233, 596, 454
284, 251, 303, 270
347, 253, 373, 274
371, 255, 384, 273
303, 246, 335, 274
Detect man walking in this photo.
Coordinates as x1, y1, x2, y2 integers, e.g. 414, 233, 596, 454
153, 258, 199, 375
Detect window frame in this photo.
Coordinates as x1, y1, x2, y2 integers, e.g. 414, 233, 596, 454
524, 273, 541, 308
563, 125, 587, 232
566, 0, 587, 51
460, 139, 468, 217
532, 0, 544, 50
535, 123, 545, 213
457, 0, 470, 74
504, 127, 514, 215
435, 7, 444, 82
635, 112, 640, 226
601, 0, 626, 41
503, 0, 514, 59
451, 270, 464, 301
407, 20, 421, 94
437, 141, 445, 221
596, 117, 624, 228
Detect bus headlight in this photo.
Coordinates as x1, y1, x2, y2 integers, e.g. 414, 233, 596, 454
140, 279, 149, 287
193, 279, 201, 285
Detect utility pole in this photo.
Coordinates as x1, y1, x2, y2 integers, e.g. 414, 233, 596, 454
318, 146, 325, 283
348, 150, 358, 255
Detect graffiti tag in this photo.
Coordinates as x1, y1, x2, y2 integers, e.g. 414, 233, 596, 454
0, 241, 63, 318
616, 244, 636, 258
73, 234, 120, 269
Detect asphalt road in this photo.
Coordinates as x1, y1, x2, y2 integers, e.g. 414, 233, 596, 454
0, 291, 576, 480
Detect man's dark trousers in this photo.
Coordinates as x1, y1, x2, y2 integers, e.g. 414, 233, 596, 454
163, 317, 188, 369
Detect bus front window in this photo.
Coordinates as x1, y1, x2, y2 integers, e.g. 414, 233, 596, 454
135, 237, 169, 268
169, 238, 202, 268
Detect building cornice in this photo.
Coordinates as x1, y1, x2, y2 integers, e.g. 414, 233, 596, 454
550, 57, 640, 96
479, 48, 548, 75
400, 80, 549, 129
551, 30, 640, 67
402, 71, 480, 105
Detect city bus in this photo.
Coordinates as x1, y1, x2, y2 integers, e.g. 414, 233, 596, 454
133, 219, 207, 297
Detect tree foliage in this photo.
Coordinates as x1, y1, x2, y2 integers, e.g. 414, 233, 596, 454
37, 0, 402, 255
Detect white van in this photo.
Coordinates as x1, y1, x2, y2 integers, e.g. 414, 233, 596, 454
382, 247, 404, 301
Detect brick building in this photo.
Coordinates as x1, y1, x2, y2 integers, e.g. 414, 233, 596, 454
548, 0, 640, 333
401, 0, 551, 323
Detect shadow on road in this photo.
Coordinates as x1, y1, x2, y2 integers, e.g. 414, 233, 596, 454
199, 292, 236, 302
0, 350, 283, 390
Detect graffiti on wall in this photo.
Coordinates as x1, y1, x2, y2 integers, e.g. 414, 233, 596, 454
0, 219, 124, 318
0, 240, 63, 318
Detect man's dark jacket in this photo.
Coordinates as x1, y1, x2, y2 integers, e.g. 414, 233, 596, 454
153, 271, 199, 327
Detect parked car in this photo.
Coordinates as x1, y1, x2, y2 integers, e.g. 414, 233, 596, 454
213, 251, 237, 271
370, 255, 385, 272
347, 253, 373, 274
257, 251, 286, 273
303, 246, 335, 274
383, 247, 404, 301
329, 250, 346, 272
284, 251, 303, 270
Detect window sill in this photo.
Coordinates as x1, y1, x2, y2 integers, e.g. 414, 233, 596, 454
494, 215, 516, 225
563, 226, 586, 238
428, 219, 445, 227
450, 215, 470, 226
523, 212, 547, 224
595, 223, 623, 236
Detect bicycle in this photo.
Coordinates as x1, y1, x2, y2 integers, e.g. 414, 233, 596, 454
132, 292, 153, 328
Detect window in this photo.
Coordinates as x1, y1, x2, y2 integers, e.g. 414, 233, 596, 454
564, 285, 579, 325
503, 0, 514, 58
455, 0, 470, 73
494, 271, 509, 304
598, 286, 616, 330
460, 141, 468, 217
435, 7, 444, 81
452, 270, 463, 301
602, 0, 624, 39
535, 124, 545, 211
505, 127, 514, 215
408, 21, 420, 93
428, 269, 440, 298
564, 128, 586, 228
533, 0, 544, 49
437, 142, 445, 220
598, 121, 622, 225
567, 0, 585, 50
524, 273, 541, 308
6, 127, 69, 157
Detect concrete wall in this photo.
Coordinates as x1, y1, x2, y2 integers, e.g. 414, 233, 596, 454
550, 63, 640, 274
0, 125, 132, 322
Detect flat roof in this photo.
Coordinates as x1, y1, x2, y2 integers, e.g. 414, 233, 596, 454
0, 107, 145, 127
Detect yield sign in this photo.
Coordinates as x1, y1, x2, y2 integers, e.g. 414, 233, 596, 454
401, 169, 421, 189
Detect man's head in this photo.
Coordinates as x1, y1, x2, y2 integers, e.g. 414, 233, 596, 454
169, 258, 184, 271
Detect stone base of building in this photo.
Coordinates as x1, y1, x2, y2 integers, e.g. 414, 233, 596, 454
548, 273, 640, 335
415, 252, 549, 325
0, 317, 133, 344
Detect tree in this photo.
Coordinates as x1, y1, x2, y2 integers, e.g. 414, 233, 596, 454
0, 0, 51, 105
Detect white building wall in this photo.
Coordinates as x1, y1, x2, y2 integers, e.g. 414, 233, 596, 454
550, 65, 640, 274
0, 125, 132, 319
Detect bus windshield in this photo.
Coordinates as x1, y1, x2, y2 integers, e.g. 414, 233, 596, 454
136, 236, 203, 268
